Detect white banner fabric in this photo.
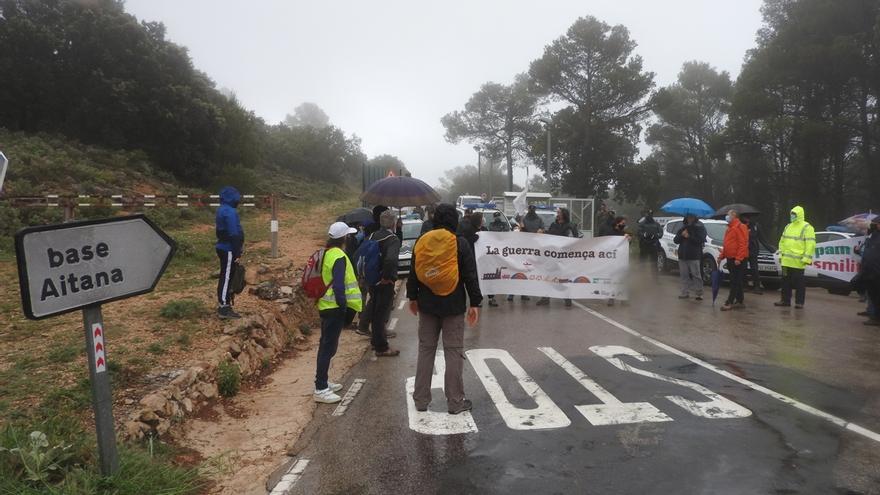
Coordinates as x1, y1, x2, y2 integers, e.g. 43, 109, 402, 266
811, 236, 864, 282
474, 232, 629, 299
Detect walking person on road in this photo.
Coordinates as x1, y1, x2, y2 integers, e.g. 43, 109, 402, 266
538, 208, 580, 308
673, 214, 706, 301
637, 209, 662, 280
743, 216, 764, 294
215, 186, 244, 320
718, 210, 749, 311
775, 206, 816, 309
314, 222, 363, 403
408, 204, 482, 415
368, 210, 402, 357
357, 205, 391, 336
856, 221, 878, 320
603, 216, 630, 306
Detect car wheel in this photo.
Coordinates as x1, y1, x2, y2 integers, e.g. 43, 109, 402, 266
656, 250, 670, 273
701, 256, 716, 286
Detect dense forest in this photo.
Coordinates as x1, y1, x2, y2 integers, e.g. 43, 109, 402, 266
443, 0, 879, 230
0, 0, 369, 187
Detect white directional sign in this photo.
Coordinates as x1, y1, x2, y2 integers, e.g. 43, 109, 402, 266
15, 215, 176, 319
0, 151, 8, 193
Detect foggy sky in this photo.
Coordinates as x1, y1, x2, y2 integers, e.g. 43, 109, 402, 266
124, 0, 764, 189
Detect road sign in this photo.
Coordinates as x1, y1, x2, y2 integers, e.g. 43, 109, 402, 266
15, 215, 176, 319
0, 151, 8, 193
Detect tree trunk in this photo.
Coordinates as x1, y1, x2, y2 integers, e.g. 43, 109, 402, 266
505, 142, 514, 192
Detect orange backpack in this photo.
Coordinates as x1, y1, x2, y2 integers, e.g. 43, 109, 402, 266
414, 229, 460, 296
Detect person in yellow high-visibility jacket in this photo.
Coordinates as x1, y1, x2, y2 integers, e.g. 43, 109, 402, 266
314, 222, 363, 404
775, 206, 816, 309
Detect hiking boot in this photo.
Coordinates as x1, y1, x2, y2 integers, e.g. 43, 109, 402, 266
375, 348, 400, 357
565, 299, 573, 307
448, 399, 473, 415
794, 304, 804, 309
695, 296, 703, 301
327, 382, 344, 393
415, 402, 429, 412
355, 328, 371, 337
733, 302, 746, 310
506, 295, 514, 302
774, 302, 791, 307
678, 294, 690, 299
536, 297, 550, 306
857, 311, 870, 317
314, 388, 342, 404
386, 331, 397, 339
720, 303, 733, 311
488, 299, 499, 307
218, 306, 242, 320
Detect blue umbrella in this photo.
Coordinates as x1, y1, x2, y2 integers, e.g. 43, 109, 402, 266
361, 176, 441, 208
711, 269, 723, 305
661, 197, 715, 218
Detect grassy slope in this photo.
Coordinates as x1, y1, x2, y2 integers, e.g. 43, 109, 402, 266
0, 130, 358, 493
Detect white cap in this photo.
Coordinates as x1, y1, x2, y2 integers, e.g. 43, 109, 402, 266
329, 221, 357, 239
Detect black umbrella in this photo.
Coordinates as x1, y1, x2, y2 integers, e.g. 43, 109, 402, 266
337, 207, 374, 225
712, 203, 760, 219
361, 176, 441, 208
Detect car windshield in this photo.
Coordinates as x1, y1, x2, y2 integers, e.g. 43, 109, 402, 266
704, 223, 728, 241
480, 211, 510, 231
401, 222, 422, 240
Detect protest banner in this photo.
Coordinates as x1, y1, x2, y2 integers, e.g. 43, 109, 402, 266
475, 232, 629, 299
810, 236, 864, 282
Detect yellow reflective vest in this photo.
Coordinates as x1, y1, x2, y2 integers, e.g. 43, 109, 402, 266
316, 247, 363, 312
778, 205, 816, 270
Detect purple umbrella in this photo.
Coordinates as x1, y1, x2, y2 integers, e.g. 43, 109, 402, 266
361, 176, 441, 208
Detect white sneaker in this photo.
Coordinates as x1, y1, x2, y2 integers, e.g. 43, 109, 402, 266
328, 382, 343, 392
314, 388, 341, 404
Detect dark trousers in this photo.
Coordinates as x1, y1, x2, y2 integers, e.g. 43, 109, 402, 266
368, 283, 395, 352
868, 284, 880, 319
726, 259, 745, 304
781, 267, 806, 305
216, 249, 235, 307
747, 253, 761, 289
639, 243, 659, 279
358, 284, 393, 334
315, 308, 346, 390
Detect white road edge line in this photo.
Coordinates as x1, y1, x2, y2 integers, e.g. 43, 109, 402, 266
269, 458, 309, 495
398, 299, 407, 310
332, 378, 366, 417
387, 317, 399, 331
572, 301, 880, 444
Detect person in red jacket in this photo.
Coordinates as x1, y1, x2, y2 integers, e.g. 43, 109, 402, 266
717, 209, 749, 311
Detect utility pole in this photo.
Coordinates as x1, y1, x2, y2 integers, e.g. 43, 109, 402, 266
474, 145, 482, 195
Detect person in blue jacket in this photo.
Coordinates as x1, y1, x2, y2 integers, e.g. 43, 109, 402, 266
216, 186, 244, 319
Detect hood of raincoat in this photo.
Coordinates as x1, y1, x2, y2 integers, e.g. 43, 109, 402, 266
220, 186, 241, 207
790, 205, 805, 223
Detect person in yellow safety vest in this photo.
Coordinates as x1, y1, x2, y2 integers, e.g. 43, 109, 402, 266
314, 222, 364, 404
775, 206, 816, 309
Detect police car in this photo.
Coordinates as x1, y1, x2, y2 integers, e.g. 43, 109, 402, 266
457, 203, 513, 232
657, 218, 781, 286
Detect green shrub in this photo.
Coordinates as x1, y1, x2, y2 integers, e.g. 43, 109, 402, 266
146, 342, 165, 355
217, 361, 241, 398
159, 299, 205, 320
46, 345, 79, 364
145, 207, 183, 230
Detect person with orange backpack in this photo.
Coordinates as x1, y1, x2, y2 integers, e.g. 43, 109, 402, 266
408, 204, 482, 415
312, 222, 363, 403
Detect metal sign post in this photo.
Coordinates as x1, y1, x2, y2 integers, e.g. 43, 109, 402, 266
270, 194, 279, 258
82, 305, 119, 475
14, 215, 176, 475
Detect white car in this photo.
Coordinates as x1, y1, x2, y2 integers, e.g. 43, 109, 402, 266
772, 231, 856, 295
457, 206, 514, 232
657, 218, 781, 286
398, 219, 423, 275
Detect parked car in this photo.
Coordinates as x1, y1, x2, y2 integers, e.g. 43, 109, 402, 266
398, 219, 423, 275
771, 231, 856, 295
457, 205, 513, 232
657, 217, 781, 286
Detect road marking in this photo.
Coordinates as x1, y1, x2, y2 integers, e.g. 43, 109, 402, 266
538, 347, 672, 425
406, 352, 478, 435
387, 317, 399, 330
269, 459, 309, 495
467, 348, 571, 430
398, 299, 406, 310
590, 345, 751, 419
573, 301, 880, 444
332, 379, 366, 417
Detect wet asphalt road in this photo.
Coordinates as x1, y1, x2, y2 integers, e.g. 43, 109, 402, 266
274, 275, 880, 495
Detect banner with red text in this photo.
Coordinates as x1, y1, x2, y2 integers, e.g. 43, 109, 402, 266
475, 232, 629, 299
